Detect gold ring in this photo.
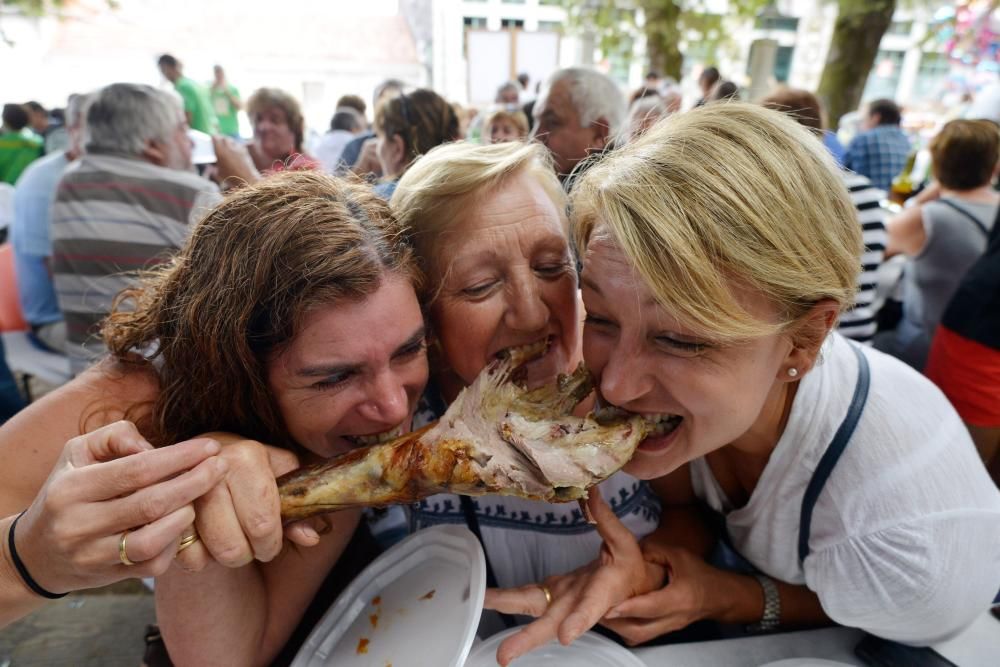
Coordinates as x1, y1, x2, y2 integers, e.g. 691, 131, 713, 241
119, 530, 135, 566
176, 532, 200, 554
540, 584, 552, 607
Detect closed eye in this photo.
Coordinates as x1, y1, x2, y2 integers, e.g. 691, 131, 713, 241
461, 281, 499, 298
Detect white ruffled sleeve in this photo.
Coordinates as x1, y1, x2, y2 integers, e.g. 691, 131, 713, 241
804, 512, 1000, 645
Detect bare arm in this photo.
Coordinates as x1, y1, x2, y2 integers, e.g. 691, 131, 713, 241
156, 509, 360, 667
885, 205, 926, 258
0, 363, 156, 518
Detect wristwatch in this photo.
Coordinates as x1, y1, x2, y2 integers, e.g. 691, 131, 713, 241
747, 574, 781, 633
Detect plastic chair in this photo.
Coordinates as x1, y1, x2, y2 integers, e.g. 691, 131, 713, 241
0, 244, 29, 332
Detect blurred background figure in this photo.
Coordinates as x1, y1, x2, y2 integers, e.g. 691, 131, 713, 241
315, 106, 365, 173
0, 103, 44, 184
341, 78, 405, 177
625, 95, 670, 142
762, 87, 890, 346
210, 65, 242, 139
484, 107, 528, 144
245, 87, 318, 173
157, 53, 219, 135
495, 81, 521, 107
23, 101, 53, 146
875, 119, 999, 371
695, 65, 720, 107
372, 88, 459, 198
531, 67, 625, 184
517, 72, 530, 94
708, 80, 740, 102
843, 98, 911, 192
50, 82, 220, 374
10, 93, 89, 355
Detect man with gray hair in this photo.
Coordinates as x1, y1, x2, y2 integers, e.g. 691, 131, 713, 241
10, 93, 90, 353
51, 83, 220, 374
531, 67, 626, 183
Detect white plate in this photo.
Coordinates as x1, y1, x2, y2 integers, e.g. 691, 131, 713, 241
758, 660, 857, 667
465, 628, 647, 667
291, 524, 486, 667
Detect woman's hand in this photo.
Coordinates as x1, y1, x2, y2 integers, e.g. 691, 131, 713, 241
7, 421, 227, 594
211, 136, 260, 188
600, 545, 736, 645
482, 490, 666, 666
173, 433, 317, 572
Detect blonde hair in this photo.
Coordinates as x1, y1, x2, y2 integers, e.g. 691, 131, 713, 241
484, 108, 529, 139
391, 140, 566, 299
572, 102, 862, 344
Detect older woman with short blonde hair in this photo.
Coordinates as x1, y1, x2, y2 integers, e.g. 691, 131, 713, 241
390, 141, 662, 602
486, 103, 1000, 665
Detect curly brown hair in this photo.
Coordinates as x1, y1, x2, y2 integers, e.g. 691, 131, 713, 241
246, 87, 307, 151
101, 170, 421, 450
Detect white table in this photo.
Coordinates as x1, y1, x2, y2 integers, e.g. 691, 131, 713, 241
632, 610, 999, 667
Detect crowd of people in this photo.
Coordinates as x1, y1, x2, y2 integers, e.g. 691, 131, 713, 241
0, 51, 999, 667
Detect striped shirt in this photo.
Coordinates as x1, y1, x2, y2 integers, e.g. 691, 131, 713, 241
838, 170, 889, 344
51, 153, 220, 374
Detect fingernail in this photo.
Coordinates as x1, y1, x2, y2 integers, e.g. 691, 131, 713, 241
204, 439, 221, 455
213, 457, 228, 473
605, 609, 620, 619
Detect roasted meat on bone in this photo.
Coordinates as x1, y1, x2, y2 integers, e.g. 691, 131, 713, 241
278, 345, 647, 522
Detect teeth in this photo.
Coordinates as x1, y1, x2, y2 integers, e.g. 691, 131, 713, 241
645, 414, 683, 436
345, 427, 403, 447
497, 338, 551, 364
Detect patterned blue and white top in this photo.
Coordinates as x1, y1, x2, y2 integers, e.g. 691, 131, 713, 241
405, 386, 662, 589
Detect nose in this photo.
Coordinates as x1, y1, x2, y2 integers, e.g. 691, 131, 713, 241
357, 369, 410, 427
598, 344, 654, 408
504, 274, 550, 333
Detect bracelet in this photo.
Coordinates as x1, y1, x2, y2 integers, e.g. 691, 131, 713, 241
7, 511, 68, 599
745, 573, 781, 633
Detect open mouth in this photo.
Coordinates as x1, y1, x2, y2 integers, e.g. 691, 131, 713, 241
344, 426, 404, 447
593, 400, 684, 436
494, 337, 553, 365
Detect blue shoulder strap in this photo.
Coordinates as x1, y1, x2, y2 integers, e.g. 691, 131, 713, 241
798, 343, 870, 566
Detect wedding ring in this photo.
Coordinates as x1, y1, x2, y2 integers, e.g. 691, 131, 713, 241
540, 584, 552, 607
176, 532, 200, 554
119, 530, 136, 566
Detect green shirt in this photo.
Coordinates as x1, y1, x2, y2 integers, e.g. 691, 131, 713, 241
0, 130, 44, 184
174, 76, 219, 134
210, 83, 241, 136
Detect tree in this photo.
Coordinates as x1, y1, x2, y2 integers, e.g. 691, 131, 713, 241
816, 0, 897, 128
563, 0, 769, 82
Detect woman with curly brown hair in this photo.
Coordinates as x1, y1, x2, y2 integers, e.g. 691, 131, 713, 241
0, 170, 429, 664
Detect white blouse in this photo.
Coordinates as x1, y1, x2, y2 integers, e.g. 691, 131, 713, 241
691, 333, 1000, 644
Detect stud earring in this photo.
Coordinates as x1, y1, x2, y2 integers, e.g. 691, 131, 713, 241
787, 368, 798, 378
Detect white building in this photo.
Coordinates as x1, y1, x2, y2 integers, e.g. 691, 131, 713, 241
429, 0, 957, 112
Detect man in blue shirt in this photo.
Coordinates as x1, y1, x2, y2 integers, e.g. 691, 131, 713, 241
10, 94, 87, 353
843, 98, 912, 192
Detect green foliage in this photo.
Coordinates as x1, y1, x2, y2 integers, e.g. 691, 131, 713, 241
561, 0, 770, 79
2, 0, 67, 16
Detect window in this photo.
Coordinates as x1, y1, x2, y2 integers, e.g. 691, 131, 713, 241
888, 20, 912, 36
746, 42, 795, 83
912, 52, 949, 101
862, 50, 905, 101
464, 16, 487, 28
539, 0, 561, 4
755, 15, 799, 32
502, 0, 526, 3
537, 20, 562, 32
501, 18, 525, 29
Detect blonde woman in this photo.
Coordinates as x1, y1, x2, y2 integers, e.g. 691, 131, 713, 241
486, 103, 1000, 665
391, 141, 661, 610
